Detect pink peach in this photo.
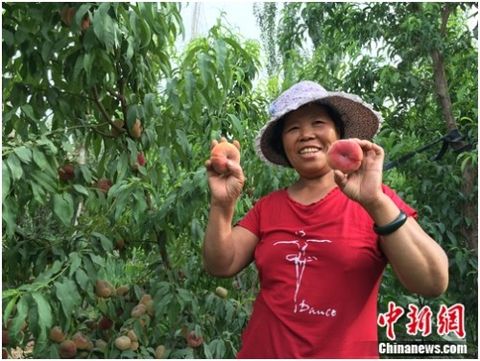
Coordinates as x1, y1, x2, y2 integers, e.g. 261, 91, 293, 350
210, 142, 240, 174
327, 140, 363, 173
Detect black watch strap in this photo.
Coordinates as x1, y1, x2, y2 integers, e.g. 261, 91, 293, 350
373, 211, 408, 235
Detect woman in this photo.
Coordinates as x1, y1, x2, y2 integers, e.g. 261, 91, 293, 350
203, 81, 448, 358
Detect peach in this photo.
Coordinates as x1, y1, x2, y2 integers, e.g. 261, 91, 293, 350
96, 178, 112, 193
60, 7, 75, 27
114, 336, 131, 351
210, 141, 240, 174
186, 331, 203, 348
72, 332, 93, 351
155, 345, 166, 358
131, 304, 147, 318
49, 326, 65, 343
59, 340, 77, 358
116, 285, 129, 296
98, 316, 113, 330
111, 119, 125, 137
81, 15, 91, 31
137, 152, 146, 166
58, 164, 75, 182
215, 286, 228, 299
326, 140, 363, 174
131, 119, 143, 139
95, 280, 114, 298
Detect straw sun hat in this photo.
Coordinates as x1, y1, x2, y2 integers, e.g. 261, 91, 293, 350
255, 80, 383, 167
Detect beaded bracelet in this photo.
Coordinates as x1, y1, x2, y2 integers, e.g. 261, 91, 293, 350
373, 210, 408, 235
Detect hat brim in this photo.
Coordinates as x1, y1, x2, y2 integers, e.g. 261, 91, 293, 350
255, 91, 383, 167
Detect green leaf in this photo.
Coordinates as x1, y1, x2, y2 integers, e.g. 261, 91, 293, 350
3, 29, 14, 46
198, 53, 213, 86
13, 146, 32, 164
79, 164, 93, 183
32, 292, 53, 331
34, 260, 63, 283
75, 268, 90, 292
176, 129, 191, 155
116, 152, 129, 180
68, 252, 82, 277
211, 339, 226, 358
73, 53, 85, 81
53, 193, 74, 226
6, 153, 23, 181
31, 170, 56, 193
2, 289, 19, 300
83, 52, 95, 82
93, 5, 117, 52
30, 180, 46, 204
92, 232, 113, 252
184, 70, 195, 103
73, 184, 89, 197
228, 114, 244, 137
2, 163, 11, 201
32, 147, 49, 170
144, 93, 156, 116
138, 18, 152, 48
10, 295, 28, 337
21, 104, 36, 120
75, 4, 91, 25
55, 279, 82, 319
203, 342, 213, 358
3, 294, 19, 327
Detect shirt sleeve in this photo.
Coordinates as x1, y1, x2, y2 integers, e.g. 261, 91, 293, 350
236, 198, 262, 237
382, 184, 418, 219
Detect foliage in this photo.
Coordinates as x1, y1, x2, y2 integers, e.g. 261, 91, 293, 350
2, 2, 477, 359
260, 1, 477, 357
2, 2, 275, 358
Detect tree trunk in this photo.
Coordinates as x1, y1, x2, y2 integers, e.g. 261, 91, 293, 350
430, 49, 457, 132
430, 5, 477, 252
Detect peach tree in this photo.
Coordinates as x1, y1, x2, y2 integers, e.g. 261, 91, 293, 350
2, 3, 285, 358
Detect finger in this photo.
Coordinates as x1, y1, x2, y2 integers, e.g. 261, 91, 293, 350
220, 136, 227, 143
233, 140, 241, 150
226, 159, 245, 181
210, 139, 219, 150
205, 159, 214, 174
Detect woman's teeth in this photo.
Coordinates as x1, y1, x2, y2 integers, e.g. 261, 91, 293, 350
299, 147, 320, 154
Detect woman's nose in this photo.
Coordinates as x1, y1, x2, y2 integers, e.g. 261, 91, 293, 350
299, 125, 315, 140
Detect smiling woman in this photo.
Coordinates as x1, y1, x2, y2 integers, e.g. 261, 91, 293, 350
203, 80, 448, 358
280, 103, 340, 177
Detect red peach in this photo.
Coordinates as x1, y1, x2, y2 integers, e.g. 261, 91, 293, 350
58, 164, 75, 182
326, 140, 363, 174
81, 15, 91, 31
137, 152, 146, 166
96, 178, 112, 193
98, 316, 113, 330
210, 141, 240, 174
186, 331, 203, 348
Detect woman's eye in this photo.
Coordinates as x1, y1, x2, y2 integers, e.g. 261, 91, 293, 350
286, 126, 299, 132
313, 120, 324, 126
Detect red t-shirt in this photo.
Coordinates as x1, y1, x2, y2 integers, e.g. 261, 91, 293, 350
236, 185, 416, 358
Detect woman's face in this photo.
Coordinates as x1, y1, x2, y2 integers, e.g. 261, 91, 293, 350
281, 103, 340, 178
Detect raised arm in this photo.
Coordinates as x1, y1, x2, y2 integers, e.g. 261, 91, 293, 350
333, 139, 449, 297
203, 140, 258, 277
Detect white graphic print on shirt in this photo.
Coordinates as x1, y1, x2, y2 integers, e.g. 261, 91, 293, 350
274, 230, 336, 317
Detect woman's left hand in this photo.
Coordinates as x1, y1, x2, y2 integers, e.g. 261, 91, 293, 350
332, 139, 385, 208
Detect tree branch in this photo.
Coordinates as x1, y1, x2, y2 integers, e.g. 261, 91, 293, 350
115, 62, 133, 138
91, 86, 126, 134
440, 5, 453, 36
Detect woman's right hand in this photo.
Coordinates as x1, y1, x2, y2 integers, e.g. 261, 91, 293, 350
205, 139, 245, 206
